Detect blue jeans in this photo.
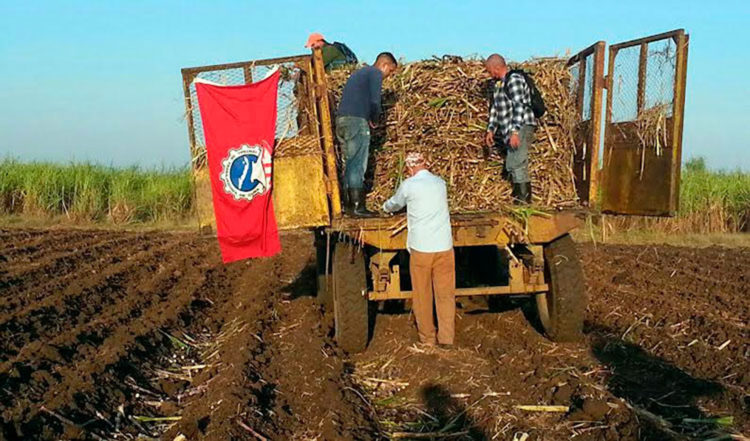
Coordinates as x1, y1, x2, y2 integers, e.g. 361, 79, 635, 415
505, 125, 535, 184
335, 116, 370, 190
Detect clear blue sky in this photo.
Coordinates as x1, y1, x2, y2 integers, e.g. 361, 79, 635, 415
1, 0, 748, 170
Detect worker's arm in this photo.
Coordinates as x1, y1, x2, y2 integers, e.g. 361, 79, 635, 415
369, 70, 383, 124
507, 74, 527, 133
382, 181, 407, 213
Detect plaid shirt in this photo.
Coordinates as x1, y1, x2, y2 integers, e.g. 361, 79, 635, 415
487, 73, 536, 141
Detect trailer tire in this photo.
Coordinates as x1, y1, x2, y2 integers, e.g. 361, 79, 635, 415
536, 234, 585, 342
332, 242, 370, 353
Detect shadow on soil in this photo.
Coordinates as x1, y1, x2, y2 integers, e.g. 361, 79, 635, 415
586, 323, 727, 440
417, 383, 488, 440
280, 262, 317, 300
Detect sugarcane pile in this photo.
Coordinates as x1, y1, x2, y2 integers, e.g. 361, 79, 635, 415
327, 57, 580, 212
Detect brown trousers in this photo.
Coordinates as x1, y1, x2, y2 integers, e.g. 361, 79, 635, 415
409, 248, 456, 345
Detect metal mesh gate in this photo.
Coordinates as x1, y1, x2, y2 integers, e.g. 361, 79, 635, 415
566, 41, 605, 206
181, 55, 323, 170
601, 29, 689, 215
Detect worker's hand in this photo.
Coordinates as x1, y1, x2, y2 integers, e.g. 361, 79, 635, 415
484, 130, 494, 148
509, 132, 521, 149
369, 121, 377, 129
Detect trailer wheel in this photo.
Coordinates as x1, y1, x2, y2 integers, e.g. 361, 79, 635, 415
315, 230, 332, 308
332, 242, 370, 353
536, 234, 585, 342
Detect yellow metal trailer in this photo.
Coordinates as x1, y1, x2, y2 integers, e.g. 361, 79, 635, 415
181, 30, 689, 352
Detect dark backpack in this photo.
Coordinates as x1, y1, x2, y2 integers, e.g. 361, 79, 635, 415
504, 69, 546, 119
332, 42, 358, 65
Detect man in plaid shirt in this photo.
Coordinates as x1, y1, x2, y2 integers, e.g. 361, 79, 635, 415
483, 54, 536, 204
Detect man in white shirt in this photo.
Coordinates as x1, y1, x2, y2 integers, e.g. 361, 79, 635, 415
383, 152, 455, 347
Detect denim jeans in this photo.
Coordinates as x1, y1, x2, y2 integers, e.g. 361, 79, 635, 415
335, 116, 370, 190
505, 125, 535, 184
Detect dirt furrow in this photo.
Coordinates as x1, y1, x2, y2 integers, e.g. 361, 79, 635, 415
0, 232, 179, 312
0, 236, 189, 357
0, 233, 162, 302
165, 258, 281, 440
4, 243, 215, 430
0, 230, 48, 249
0, 229, 123, 262
0, 237, 207, 373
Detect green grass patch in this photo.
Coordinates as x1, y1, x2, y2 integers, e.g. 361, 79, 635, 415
678, 157, 749, 230
0, 159, 194, 224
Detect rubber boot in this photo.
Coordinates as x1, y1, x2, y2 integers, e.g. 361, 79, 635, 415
524, 182, 533, 204
350, 189, 376, 218
512, 183, 524, 205
512, 183, 532, 205
341, 187, 353, 215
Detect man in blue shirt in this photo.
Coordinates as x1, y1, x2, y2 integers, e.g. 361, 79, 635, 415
383, 152, 456, 348
336, 52, 398, 217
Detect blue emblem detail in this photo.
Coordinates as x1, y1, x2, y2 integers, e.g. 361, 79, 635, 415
228, 154, 260, 192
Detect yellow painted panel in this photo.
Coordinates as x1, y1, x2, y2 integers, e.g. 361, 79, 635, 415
192, 154, 330, 233
273, 155, 330, 229
193, 168, 214, 232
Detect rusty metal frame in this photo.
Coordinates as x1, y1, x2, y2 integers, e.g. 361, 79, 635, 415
369, 284, 549, 301
367, 245, 549, 301
600, 29, 689, 216
566, 41, 605, 206
329, 211, 582, 250
181, 54, 311, 76
311, 48, 343, 218
670, 33, 689, 212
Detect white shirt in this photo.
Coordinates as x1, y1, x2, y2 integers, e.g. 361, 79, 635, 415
382, 169, 453, 253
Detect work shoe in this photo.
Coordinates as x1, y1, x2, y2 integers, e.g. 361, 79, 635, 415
437, 343, 453, 350
349, 189, 376, 218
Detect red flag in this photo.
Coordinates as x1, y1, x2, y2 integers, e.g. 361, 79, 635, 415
195, 71, 282, 262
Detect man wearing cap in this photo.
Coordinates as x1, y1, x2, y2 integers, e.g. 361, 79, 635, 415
305, 32, 358, 70
336, 52, 398, 217
383, 152, 455, 348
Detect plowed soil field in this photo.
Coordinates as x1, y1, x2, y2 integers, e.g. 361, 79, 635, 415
0, 228, 747, 441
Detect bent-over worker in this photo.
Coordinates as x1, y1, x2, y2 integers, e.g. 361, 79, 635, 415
336, 52, 398, 217
304, 32, 358, 70
382, 152, 455, 347
484, 54, 537, 204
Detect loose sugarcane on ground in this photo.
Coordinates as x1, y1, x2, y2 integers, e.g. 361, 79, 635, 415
327, 57, 580, 213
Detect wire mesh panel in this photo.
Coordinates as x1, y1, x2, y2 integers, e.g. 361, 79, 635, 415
582, 55, 594, 121
645, 38, 677, 115
566, 41, 605, 205
610, 45, 640, 123
181, 55, 322, 170
601, 29, 689, 216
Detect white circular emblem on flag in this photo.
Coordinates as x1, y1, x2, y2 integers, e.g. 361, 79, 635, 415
220, 144, 273, 201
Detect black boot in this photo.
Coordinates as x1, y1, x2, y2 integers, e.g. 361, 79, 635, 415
512, 183, 532, 205
523, 182, 533, 204
349, 189, 376, 218
512, 183, 524, 205
342, 187, 353, 215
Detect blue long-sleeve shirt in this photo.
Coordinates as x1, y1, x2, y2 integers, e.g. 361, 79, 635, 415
336, 65, 383, 122
382, 170, 453, 253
